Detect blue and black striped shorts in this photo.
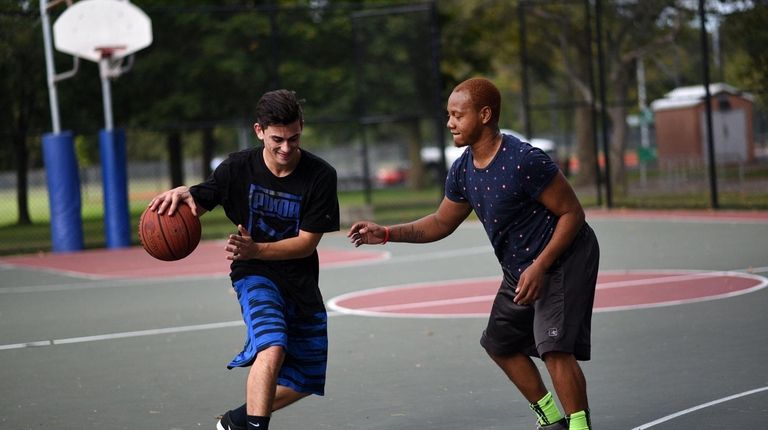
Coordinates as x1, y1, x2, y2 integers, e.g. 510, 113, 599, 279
228, 275, 328, 396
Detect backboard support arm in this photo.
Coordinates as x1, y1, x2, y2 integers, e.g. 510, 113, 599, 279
40, 0, 81, 133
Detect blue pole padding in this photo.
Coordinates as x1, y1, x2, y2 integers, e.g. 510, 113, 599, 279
99, 128, 131, 248
42, 131, 84, 252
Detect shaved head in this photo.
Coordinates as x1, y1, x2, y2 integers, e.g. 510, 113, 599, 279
453, 78, 501, 126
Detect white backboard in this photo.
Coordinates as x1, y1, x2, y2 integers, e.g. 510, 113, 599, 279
53, 0, 152, 62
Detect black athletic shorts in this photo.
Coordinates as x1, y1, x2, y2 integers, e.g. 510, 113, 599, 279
480, 223, 600, 361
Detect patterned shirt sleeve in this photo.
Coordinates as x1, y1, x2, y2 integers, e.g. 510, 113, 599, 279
519, 147, 559, 199
444, 156, 467, 203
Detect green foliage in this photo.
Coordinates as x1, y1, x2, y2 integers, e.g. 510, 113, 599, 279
74, 134, 99, 166
2, 0, 768, 253
0, 3, 48, 168
722, 4, 768, 104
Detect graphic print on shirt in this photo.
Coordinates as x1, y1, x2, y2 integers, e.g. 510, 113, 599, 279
248, 184, 301, 240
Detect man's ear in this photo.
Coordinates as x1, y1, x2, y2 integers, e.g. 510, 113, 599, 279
253, 122, 264, 140
479, 106, 493, 125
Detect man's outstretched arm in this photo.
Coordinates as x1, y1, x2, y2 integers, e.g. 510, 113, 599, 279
348, 197, 472, 246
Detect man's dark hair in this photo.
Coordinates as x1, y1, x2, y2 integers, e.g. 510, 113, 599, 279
255, 89, 304, 128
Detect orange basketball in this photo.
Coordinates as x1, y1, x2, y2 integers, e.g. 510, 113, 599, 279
138, 204, 201, 261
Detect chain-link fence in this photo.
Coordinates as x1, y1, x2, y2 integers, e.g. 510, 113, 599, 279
2, 0, 767, 255
517, 0, 768, 208
1, 2, 445, 255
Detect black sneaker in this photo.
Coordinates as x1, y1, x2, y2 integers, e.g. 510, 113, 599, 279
216, 411, 245, 430
537, 418, 568, 429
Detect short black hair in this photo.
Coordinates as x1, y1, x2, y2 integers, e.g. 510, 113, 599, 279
255, 89, 304, 128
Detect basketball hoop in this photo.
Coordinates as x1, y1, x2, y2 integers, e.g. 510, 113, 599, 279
94, 46, 130, 79
94, 45, 127, 59
50, 0, 152, 130
53, 0, 152, 63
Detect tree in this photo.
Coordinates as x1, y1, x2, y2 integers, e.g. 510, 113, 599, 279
0, 3, 49, 225
525, 1, 691, 192
721, 2, 768, 105
349, 4, 442, 189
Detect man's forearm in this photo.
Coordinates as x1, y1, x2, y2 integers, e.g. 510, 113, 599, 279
389, 213, 454, 244
534, 210, 584, 270
255, 235, 320, 260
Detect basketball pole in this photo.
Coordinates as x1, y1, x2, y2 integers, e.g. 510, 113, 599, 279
40, 0, 61, 134
43, 0, 153, 251
99, 57, 116, 131
39, 0, 85, 252
98, 51, 131, 248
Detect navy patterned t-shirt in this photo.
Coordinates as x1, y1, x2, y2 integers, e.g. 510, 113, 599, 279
445, 133, 559, 280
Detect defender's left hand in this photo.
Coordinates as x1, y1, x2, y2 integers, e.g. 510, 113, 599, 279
514, 263, 546, 305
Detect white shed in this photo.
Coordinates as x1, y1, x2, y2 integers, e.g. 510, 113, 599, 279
651, 83, 755, 164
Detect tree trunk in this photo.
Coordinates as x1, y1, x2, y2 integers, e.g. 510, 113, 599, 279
167, 131, 184, 187
13, 128, 31, 225
573, 105, 598, 187
607, 66, 632, 197
608, 105, 628, 196
405, 119, 425, 190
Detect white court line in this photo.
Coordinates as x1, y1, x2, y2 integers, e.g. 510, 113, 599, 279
597, 270, 768, 289
379, 245, 492, 263
742, 265, 768, 274
359, 294, 495, 313
630, 386, 768, 429
0, 321, 242, 351
327, 270, 768, 317
598, 271, 720, 289
0, 312, 342, 351
2, 267, 766, 349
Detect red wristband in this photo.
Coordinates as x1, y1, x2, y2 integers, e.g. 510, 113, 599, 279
381, 226, 390, 245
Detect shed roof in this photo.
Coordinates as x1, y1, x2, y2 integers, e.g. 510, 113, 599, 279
651, 82, 754, 112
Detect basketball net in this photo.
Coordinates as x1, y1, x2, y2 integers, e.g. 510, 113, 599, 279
95, 46, 128, 78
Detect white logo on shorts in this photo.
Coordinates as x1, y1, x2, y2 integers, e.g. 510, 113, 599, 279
547, 328, 559, 337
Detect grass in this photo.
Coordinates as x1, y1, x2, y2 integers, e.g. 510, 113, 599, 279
2, 180, 767, 256
0, 186, 447, 256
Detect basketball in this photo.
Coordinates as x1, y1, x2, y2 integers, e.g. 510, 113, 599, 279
138, 204, 201, 261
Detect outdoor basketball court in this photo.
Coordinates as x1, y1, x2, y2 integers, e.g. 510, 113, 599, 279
1, 209, 767, 429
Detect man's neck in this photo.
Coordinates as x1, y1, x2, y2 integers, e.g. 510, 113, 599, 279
263, 148, 301, 178
470, 129, 502, 169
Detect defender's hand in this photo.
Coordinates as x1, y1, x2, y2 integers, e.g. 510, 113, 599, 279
348, 221, 387, 247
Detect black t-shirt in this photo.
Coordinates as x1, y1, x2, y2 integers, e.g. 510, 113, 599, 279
189, 147, 340, 314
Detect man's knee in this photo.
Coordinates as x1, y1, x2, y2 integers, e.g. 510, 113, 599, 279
487, 350, 535, 371
486, 349, 515, 365
256, 345, 286, 369
542, 351, 578, 368
542, 350, 573, 362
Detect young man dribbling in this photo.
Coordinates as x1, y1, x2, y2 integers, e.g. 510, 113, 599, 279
348, 78, 599, 430
149, 89, 340, 430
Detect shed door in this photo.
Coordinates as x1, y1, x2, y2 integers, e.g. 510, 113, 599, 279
700, 109, 747, 163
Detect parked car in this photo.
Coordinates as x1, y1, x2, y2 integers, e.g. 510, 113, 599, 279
420, 129, 558, 180
375, 163, 408, 186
